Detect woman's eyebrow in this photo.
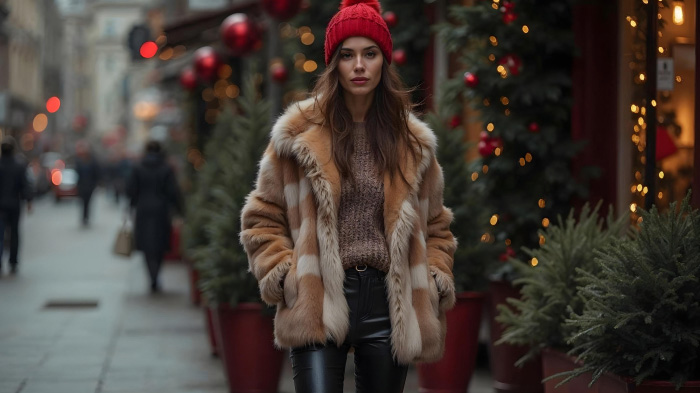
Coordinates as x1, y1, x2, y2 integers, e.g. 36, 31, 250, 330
340, 45, 379, 51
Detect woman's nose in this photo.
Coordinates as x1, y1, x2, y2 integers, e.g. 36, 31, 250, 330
354, 56, 365, 71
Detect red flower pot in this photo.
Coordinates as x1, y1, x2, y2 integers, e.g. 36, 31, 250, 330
214, 303, 284, 393
188, 263, 202, 306
542, 348, 700, 393
417, 291, 485, 393
204, 306, 218, 357
488, 280, 544, 393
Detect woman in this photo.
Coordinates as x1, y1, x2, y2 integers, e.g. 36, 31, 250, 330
240, 0, 456, 391
127, 140, 182, 293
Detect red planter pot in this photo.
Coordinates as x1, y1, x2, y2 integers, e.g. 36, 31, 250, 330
488, 280, 544, 393
542, 348, 700, 393
204, 306, 218, 357
187, 263, 202, 306
417, 291, 485, 393
214, 303, 284, 393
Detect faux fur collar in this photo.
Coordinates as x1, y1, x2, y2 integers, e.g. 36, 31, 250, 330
270, 96, 437, 192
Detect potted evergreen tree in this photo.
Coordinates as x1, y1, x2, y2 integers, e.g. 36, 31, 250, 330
494, 203, 628, 392
549, 194, 700, 393
435, 0, 596, 391
191, 78, 284, 393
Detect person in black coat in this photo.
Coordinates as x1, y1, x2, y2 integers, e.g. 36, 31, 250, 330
75, 141, 100, 226
0, 137, 33, 275
127, 140, 183, 293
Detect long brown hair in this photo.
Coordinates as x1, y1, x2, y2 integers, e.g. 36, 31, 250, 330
308, 46, 422, 185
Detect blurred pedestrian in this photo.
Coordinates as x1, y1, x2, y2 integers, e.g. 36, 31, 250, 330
240, 1, 456, 392
0, 136, 33, 275
75, 140, 100, 226
127, 140, 182, 293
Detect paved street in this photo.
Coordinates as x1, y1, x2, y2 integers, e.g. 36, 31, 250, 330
0, 191, 493, 393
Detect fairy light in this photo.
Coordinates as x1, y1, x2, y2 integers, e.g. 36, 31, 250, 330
487, 123, 495, 132
490, 36, 498, 46
658, 191, 663, 199
530, 258, 539, 267
490, 214, 499, 225
483, 99, 491, 106
519, 158, 526, 166
635, 171, 642, 181
471, 172, 479, 181
637, 184, 643, 192
504, 109, 511, 116
481, 233, 491, 242
676, 76, 682, 83
504, 239, 511, 246
500, 97, 509, 105
538, 199, 545, 208
522, 25, 529, 33
542, 218, 550, 227
525, 153, 533, 162
482, 165, 489, 174
492, 2, 499, 9
489, 54, 496, 61
639, 73, 646, 81
494, 147, 502, 156
658, 171, 664, 179
539, 235, 545, 246
630, 203, 637, 212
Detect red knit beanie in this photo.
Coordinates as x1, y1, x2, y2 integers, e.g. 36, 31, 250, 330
324, 0, 392, 65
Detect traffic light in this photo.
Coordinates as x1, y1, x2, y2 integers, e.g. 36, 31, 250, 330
127, 24, 155, 60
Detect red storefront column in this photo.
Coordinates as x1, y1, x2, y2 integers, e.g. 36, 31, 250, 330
572, 3, 620, 211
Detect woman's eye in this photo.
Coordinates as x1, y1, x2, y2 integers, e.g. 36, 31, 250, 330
366, 51, 376, 58
341, 53, 352, 59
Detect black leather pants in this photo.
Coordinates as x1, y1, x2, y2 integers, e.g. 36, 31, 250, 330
290, 266, 408, 393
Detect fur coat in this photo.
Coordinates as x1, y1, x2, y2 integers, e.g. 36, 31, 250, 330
240, 97, 457, 364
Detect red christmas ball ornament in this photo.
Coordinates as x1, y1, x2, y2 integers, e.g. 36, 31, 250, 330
500, 1, 515, 13
220, 13, 261, 56
448, 115, 461, 129
179, 67, 198, 90
383, 11, 398, 28
479, 130, 490, 141
498, 54, 522, 76
270, 63, 289, 84
478, 140, 495, 157
528, 122, 540, 133
193, 47, 222, 82
463, 71, 479, 88
261, 0, 302, 20
392, 49, 407, 66
502, 12, 518, 24
499, 246, 516, 262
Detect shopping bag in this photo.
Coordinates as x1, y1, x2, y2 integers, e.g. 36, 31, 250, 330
113, 219, 133, 258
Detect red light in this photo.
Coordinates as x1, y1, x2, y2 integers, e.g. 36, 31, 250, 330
140, 41, 158, 59
51, 170, 62, 186
46, 96, 61, 113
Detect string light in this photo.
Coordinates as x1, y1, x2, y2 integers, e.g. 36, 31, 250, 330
494, 147, 502, 156
487, 123, 495, 131
500, 97, 509, 105
658, 171, 664, 179
525, 153, 532, 162
630, 203, 637, 212
481, 233, 491, 242
522, 25, 529, 33
519, 158, 526, 166
542, 218, 550, 227
489, 36, 498, 46
504, 239, 511, 246
471, 172, 479, 181
530, 258, 539, 267
538, 199, 545, 208
482, 165, 489, 174
539, 235, 545, 245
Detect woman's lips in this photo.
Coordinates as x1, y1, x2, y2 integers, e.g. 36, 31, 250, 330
351, 78, 368, 85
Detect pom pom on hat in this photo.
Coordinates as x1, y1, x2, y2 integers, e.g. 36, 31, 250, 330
340, 0, 382, 13
325, 0, 392, 65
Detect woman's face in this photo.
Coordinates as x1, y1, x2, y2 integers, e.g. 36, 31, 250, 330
337, 36, 383, 99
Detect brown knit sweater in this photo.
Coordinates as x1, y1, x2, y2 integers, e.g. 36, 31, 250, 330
338, 123, 390, 272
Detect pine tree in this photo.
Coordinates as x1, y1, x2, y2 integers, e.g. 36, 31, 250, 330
437, 0, 591, 270
190, 77, 271, 306
563, 193, 700, 389
429, 108, 501, 292
496, 203, 629, 366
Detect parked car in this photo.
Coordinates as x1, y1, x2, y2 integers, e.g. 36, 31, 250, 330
52, 167, 79, 201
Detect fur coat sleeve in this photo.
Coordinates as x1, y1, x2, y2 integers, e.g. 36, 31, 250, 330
240, 143, 294, 305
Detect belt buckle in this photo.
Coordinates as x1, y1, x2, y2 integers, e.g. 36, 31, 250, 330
355, 264, 368, 272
